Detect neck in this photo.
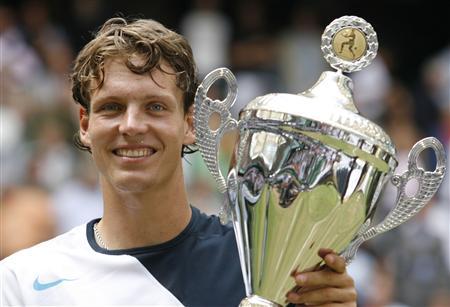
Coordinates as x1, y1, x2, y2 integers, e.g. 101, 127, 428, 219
97, 176, 192, 249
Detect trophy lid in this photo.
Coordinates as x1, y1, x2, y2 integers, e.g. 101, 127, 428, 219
241, 16, 396, 157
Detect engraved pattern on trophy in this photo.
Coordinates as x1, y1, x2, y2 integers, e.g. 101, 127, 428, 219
194, 68, 238, 193
330, 111, 393, 151
244, 84, 396, 155
342, 137, 447, 263
246, 113, 397, 174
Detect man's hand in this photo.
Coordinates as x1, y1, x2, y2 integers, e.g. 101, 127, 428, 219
286, 248, 357, 306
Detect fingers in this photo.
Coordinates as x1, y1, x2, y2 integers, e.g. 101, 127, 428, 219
286, 248, 356, 306
287, 286, 357, 305
294, 268, 354, 288
321, 249, 346, 274
318, 248, 334, 259
293, 303, 355, 307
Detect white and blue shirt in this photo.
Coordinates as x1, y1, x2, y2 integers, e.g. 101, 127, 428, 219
0, 207, 245, 306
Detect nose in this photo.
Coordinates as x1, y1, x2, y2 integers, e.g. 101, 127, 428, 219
118, 106, 148, 136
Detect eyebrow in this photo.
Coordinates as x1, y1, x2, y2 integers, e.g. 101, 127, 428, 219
92, 93, 176, 104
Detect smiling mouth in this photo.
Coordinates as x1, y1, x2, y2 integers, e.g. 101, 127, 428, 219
114, 148, 155, 158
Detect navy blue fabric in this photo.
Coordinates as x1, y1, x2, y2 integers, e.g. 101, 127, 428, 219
87, 207, 246, 307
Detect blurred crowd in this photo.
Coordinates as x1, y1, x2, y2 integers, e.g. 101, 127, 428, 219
1, 1, 449, 306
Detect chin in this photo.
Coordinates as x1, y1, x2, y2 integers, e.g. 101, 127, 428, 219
111, 175, 158, 193
115, 182, 155, 193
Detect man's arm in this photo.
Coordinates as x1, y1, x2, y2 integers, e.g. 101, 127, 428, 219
0, 262, 25, 306
286, 248, 357, 306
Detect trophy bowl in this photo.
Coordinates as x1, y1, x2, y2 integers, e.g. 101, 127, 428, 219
194, 16, 447, 306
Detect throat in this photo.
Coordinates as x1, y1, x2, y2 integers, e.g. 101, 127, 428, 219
99, 200, 192, 249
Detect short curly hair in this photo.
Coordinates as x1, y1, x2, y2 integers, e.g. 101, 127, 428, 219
71, 17, 198, 156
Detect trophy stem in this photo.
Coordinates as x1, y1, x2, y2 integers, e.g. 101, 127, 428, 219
239, 295, 281, 307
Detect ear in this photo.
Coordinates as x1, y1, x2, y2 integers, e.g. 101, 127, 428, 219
79, 107, 91, 147
183, 105, 195, 145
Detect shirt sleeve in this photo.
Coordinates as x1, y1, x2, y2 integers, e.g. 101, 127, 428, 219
0, 262, 25, 306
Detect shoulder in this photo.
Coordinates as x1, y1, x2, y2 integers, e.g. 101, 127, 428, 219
1, 224, 88, 271
191, 206, 234, 237
176, 207, 245, 306
0, 224, 90, 305
187, 206, 239, 265
188, 207, 240, 274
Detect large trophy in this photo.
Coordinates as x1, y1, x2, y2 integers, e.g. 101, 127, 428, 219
194, 16, 447, 306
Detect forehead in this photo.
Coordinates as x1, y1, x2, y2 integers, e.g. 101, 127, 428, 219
91, 57, 182, 101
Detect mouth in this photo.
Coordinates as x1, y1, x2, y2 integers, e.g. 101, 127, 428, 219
113, 148, 156, 158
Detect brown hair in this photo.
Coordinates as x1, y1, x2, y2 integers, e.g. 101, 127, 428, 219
71, 17, 198, 155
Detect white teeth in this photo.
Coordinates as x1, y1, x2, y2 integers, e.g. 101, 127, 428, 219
115, 148, 153, 158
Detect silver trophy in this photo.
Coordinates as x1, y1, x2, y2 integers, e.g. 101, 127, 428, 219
194, 16, 447, 306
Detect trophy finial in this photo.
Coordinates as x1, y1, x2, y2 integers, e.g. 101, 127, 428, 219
321, 16, 378, 73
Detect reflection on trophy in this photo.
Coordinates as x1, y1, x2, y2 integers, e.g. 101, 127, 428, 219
194, 15, 447, 306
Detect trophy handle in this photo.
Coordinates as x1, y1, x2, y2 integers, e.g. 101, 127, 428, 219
342, 137, 447, 263
194, 68, 238, 193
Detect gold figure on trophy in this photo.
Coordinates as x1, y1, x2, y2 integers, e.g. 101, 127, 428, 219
332, 28, 367, 61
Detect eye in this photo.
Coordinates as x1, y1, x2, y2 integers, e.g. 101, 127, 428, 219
147, 103, 165, 112
99, 103, 123, 112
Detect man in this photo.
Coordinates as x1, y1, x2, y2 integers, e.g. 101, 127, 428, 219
0, 17, 356, 306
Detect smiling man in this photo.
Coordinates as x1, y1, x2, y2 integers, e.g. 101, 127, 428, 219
0, 17, 356, 306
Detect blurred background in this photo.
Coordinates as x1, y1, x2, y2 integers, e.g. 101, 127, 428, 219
1, 0, 449, 306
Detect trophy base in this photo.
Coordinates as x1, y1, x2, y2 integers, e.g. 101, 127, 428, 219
239, 295, 281, 307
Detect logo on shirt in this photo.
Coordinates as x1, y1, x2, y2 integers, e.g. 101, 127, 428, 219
33, 276, 76, 291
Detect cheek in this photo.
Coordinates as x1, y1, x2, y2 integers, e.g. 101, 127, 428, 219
164, 126, 186, 148
87, 123, 114, 152
155, 115, 186, 140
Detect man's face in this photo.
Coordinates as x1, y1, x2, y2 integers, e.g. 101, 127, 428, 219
79, 57, 195, 193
